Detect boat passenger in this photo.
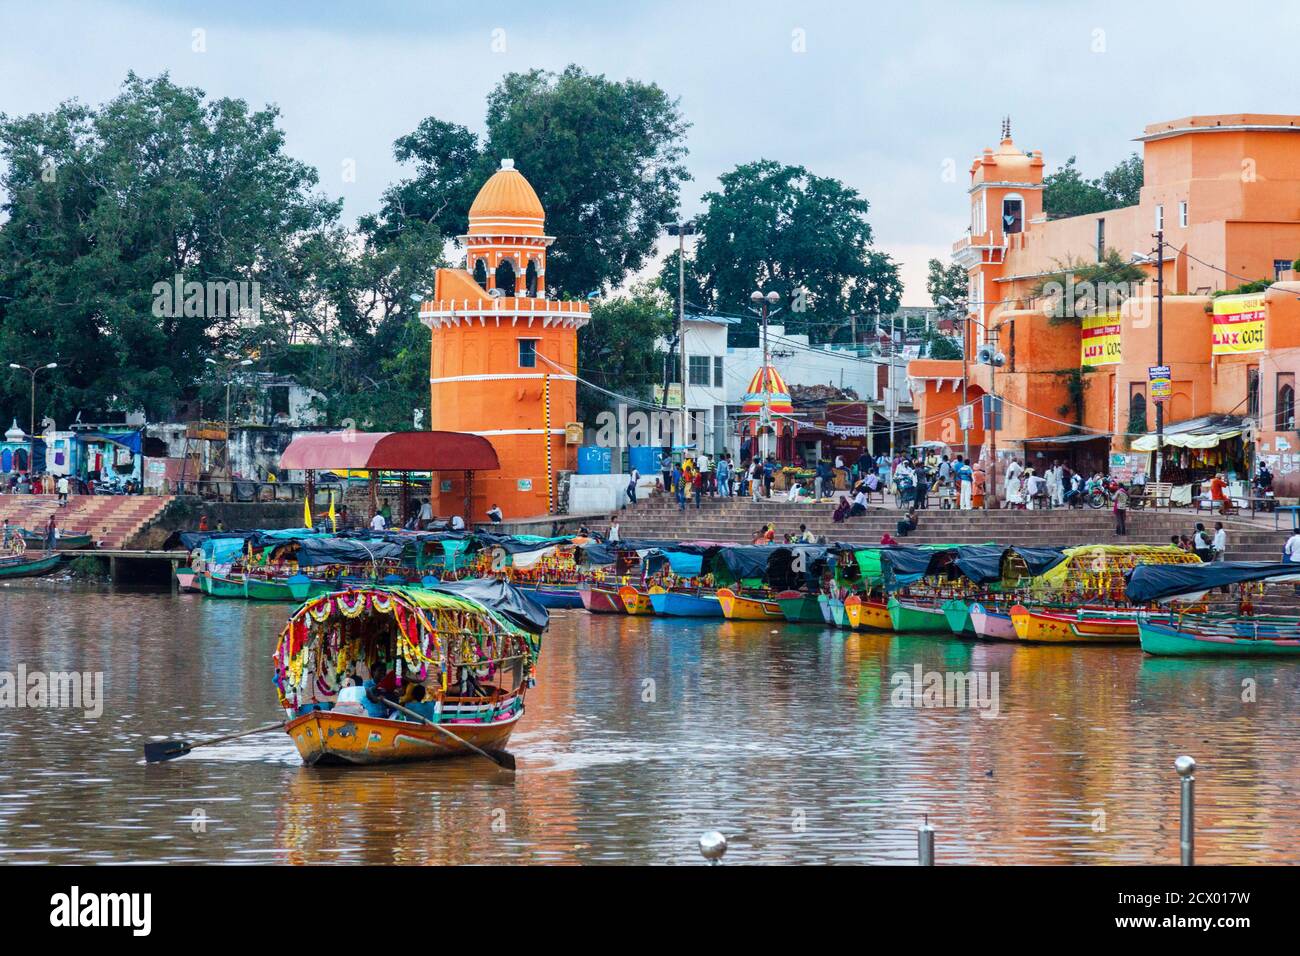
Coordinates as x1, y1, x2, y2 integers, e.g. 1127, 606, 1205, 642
361, 680, 392, 718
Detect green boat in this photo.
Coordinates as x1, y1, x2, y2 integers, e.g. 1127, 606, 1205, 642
941, 598, 973, 636
887, 596, 952, 634
777, 591, 823, 623
0, 552, 62, 578
18, 530, 93, 549
201, 571, 300, 601
1138, 618, 1300, 658
828, 597, 850, 629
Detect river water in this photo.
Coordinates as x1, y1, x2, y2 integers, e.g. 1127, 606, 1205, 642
0, 580, 1297, 865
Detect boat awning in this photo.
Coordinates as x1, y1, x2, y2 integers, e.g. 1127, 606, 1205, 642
1130, 415, 1245, 452
1021, 433, 1108, 446
278, 431, 500, 472
1127, 562, 1300, 603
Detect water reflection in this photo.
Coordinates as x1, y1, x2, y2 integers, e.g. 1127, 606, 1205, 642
0, 582, 1297, 864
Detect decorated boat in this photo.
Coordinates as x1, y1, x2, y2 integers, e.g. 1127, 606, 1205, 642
845, 594, 892, 630
175, 567, 199, 592
941, 598, 973, 636
1127, 561, 1300, 658
648, 585, 723, 617
617, 584, 654, 615
827, 596, 849, 628
887, 596, 952, 634
578, 584, 626, 614
1010, 603, 1141, 644
816, 593, 834, 625
968, 601, 1018, 641
777, 590, 824, 623
717, 587, 785, 621
274, 583, 545, 766
200, 569, 309, 602
513, 583, 585, 609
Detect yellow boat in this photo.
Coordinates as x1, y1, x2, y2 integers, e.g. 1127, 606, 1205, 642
274, 586, 542, 766
618, 585, 654, 615
716, 587, 785, 621
1009, 603, 1139, 644
844, 594, 892, 630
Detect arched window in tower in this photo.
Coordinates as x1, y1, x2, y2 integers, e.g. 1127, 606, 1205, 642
495, 259, 516, 295
473, 259, 488, 290
525, 259, 539, 297
1277, 374, 1295, 430
1001, 194, 1024, 234
1128, 390, 1147, 436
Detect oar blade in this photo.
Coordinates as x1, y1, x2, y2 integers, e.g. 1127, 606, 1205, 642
144, 740, 191, 763
487, 749, 517, 772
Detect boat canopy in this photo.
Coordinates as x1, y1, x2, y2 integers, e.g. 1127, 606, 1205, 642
1031, 544, 1199, 590
956, 546, 1066, 586
296, 537, 405, 567
1127, 561, 1300, 603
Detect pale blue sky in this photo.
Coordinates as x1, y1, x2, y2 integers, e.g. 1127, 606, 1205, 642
1, 0, 1293, 303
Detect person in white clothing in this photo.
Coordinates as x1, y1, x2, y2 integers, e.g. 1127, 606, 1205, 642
1212, 522, 1227, 561
607, 517, 620, 543
1286, 531, 1300, 563
450, 514, 466, 531
369, 512, 386, 531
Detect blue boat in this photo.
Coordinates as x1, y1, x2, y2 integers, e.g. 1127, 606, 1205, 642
514, 584, 585, 609
648, 587, 724, 618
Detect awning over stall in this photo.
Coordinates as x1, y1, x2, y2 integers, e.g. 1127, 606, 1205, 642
278, 431, 500, 472
1130, 415, 1245, 452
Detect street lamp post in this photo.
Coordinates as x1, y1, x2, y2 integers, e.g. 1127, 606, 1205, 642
749, 290, 781, 460
937, 295, 970, 463
665, 221, 696, 446
7, 361, 57, 475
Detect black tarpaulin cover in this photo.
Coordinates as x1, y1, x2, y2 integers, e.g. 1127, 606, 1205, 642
1126, 561, 1300, 603
432, 577, 549, 634
879, 546, 950, 584
952, 546, 1065, 585
296, 538, 404, 567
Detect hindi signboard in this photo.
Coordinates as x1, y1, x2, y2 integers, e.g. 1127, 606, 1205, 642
1212, 292, 1266, 355
1081, 312, 1122, 367
1148, 365, 1171, 402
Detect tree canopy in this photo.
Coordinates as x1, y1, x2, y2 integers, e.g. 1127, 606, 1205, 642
662, 159, 902, 346
926, 258, 967, 306
576, 283, 674, 421
1042, 153, 1144, 219
366, 65, 690, 298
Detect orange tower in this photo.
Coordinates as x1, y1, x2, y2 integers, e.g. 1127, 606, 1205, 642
420, 159, 590, 522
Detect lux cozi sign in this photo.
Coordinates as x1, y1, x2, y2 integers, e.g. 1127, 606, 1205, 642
1212, 293, 1266, 355
1080, 312, 1122, 367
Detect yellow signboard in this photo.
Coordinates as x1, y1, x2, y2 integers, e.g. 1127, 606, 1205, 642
1212, 293, 1266, 355
1080, 312, 1122, 367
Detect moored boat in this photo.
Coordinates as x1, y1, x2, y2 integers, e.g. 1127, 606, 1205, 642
845, 594, 892, 630
777, 590, 823, 623
887, 596, 951, 634
648, 585, 723, 617
18, 529, 93, 550
578, 584, 626, 614
617, 584, 654, 615
0, 551, 62, 578
1137, 617, 1300, 657
941, 598, 973, 636
717, 587, 785, 621
275, 585, 544, 766
175, 567, 199, 591
828, 596, 849, 629
514, 583, 584, 609
968, 601, 1018, 641
1010, 604, 1139, 644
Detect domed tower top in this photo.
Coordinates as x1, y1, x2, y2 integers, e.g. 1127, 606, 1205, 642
466, 158, 547, 238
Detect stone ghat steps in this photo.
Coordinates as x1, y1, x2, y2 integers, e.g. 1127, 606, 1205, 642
0, 494, 175, 548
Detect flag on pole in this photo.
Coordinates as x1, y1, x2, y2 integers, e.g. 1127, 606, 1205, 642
303, 494, 312, 530
328, 492, 337, 532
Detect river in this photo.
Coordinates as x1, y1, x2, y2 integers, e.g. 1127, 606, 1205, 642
0, 580, 1297, 864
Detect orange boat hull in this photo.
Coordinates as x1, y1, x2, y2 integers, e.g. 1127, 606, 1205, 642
286, 708, 521, 766
617, 585, 654, 615
1010, 604, 1139, 644
717, 587, 784, 621
845, 595, 891, 630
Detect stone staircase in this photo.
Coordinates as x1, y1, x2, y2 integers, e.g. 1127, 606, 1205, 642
617, 494, 1291, 563
0, 494, 176, 549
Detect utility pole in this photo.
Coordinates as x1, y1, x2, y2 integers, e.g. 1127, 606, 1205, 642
7, 361, 57, 475
749, 289, 782, 459
1154, 228, 1165, 483
888, 313, 896, 460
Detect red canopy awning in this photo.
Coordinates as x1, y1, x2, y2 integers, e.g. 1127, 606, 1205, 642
278, 431, 500, 472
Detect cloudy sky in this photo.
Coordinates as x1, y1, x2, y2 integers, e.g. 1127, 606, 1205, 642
1, 0, 1293, 304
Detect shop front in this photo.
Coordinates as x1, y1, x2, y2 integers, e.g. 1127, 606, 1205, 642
1130, 415, 1248, 488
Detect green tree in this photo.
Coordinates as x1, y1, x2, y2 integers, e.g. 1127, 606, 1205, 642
1031, 250, 1148, 323
926, 258, 967, 306
1043, 153, 1144, 219
665, 159, 902, 346
576, 283, 673, 420
0, 72, 339, 422
367, 65, 690, 297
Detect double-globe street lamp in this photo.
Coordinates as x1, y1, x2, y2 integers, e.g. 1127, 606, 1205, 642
7, 361, 58, 476
748, 289, 781, 459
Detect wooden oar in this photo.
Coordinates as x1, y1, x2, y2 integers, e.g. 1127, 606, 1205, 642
383, 697, 516, 772
144, 721, 286, 763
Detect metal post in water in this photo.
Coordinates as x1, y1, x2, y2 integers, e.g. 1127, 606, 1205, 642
699, 830, 727, 865
1175, 755, 1195, 866
918, 815, 935, 866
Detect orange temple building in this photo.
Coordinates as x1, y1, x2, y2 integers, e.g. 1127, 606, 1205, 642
420, 159, 589, 521
910, 114, 1300, 496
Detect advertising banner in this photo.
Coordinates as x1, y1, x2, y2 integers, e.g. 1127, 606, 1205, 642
1081, 312, 1122, 367
1212, 292, 1266, 355
1148, 365, 1171, 402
